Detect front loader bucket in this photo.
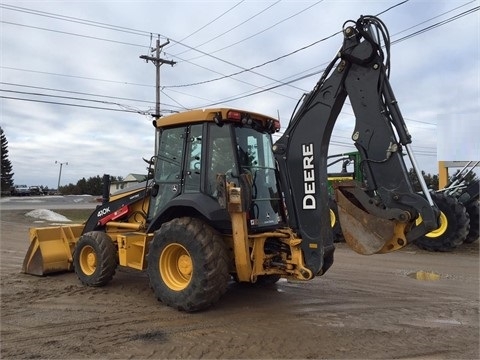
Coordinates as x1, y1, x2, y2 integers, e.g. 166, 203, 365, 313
335, 188, 409, 255
22, 225, 84, 276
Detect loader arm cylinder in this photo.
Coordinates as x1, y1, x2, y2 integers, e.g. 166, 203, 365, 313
405, 143, 435, 207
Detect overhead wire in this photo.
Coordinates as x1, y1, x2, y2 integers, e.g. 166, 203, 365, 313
0, 0, 407, 104
1, 1, 475, 125
0, 88, 150, 114
0, 3, 155, 37
1, 1, 317, 94
1, 2, 307, 98
175, 0, 325, 62
164, 0, 472, 91
0, 82, 155, 105
164, 30, 340, 89
0, 95, 147, 114
391, 6, 479, 45
0, 20, 148, 48
390, 0, 477, 37
171, 0, 252, 54
1, 66, 152, 88
190, 4, 479, 109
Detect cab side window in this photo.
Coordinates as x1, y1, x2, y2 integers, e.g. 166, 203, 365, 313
184, 124, 202, 193
206, 124, 235, 197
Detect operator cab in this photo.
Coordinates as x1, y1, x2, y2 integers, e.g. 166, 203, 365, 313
147, 108, 285, 233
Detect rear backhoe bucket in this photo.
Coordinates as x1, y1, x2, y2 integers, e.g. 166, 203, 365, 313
335, 188, 409, 255
22, 225, 84, 276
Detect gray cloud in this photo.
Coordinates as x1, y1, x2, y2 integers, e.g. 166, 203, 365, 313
1, 0, 478, 188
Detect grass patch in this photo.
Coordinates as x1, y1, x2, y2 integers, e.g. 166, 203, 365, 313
51, 209, 93, 223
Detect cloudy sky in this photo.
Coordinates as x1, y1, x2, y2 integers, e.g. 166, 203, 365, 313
1, 0, 479, 189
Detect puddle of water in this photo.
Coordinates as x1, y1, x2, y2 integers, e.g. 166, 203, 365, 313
408, 270, 441, 281
432, 319, 462, 325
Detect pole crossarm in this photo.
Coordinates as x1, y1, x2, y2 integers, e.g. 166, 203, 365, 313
139, 55, 176, 66
139, 38, 176, 120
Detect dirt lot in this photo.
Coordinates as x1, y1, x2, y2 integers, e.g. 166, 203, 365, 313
1, 209, 479, 359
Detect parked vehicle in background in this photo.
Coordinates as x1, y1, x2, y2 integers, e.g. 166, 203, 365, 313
28, 186, 43, 196
11, 185, 30, 196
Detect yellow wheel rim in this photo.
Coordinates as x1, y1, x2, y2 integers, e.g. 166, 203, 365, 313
160, 243, 193, 291
79, 245, 97, 275
330, 209, 336, 228
416, 211, 448, 238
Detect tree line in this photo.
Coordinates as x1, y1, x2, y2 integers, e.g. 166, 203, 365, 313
1, 126, 125, 196
59, 175, 123, 195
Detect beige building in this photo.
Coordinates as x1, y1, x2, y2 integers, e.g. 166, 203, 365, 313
110, 173, 147, 194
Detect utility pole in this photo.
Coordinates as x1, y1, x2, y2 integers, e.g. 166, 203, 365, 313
140, 36, 176, 156
55, 161, 68, 193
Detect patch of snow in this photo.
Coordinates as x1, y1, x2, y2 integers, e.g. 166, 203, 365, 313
25, 209, 72, 222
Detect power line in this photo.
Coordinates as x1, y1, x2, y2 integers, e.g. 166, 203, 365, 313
0, 0, 404, 101
0, 66, 152, 88
163, 1, 472, 91
1, 1, 312, 94
164, 30, 339, 89
390, 0, 476, 38
0, 82, 155, 105
391, 6, 479, 45
172, 0, 281, 57
0, 4, 155, 38
171, 0, 247, 51
188, 5, 479, 108
0, 95, 146, 114
2, 1, 475, 122
376, 0, 409, 16
0, 88, 144, 111
0, 20, 148, 48
175, 0, 326, 62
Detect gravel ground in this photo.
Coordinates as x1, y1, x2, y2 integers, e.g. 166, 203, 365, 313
1, 208, 479, 359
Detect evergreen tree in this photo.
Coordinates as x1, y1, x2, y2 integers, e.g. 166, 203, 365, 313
408, 168, 439, 192
1, 127, 14, 193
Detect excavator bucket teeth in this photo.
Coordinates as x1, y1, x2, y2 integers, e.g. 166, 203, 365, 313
22, 225, 84, 276
335, 188, 408, 255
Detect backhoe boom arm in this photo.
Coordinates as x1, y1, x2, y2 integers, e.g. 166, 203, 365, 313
273, 16, 439, 275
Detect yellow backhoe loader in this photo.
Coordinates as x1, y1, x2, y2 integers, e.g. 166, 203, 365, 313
23, 15, 440, 312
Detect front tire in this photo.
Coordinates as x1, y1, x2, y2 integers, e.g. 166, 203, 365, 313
147, 217, 229, 312
415, 193, 469, 252
73, 231, 117, 286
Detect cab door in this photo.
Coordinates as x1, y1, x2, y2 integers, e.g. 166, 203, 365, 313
148, 126, 186, 221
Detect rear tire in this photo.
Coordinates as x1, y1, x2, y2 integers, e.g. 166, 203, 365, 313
147, 217, 229, 312
73, 231, 117, 286
415, 193, 469, 252
464, 200, 479, 243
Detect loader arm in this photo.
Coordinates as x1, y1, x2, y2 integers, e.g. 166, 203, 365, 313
273, 15, 439, 275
